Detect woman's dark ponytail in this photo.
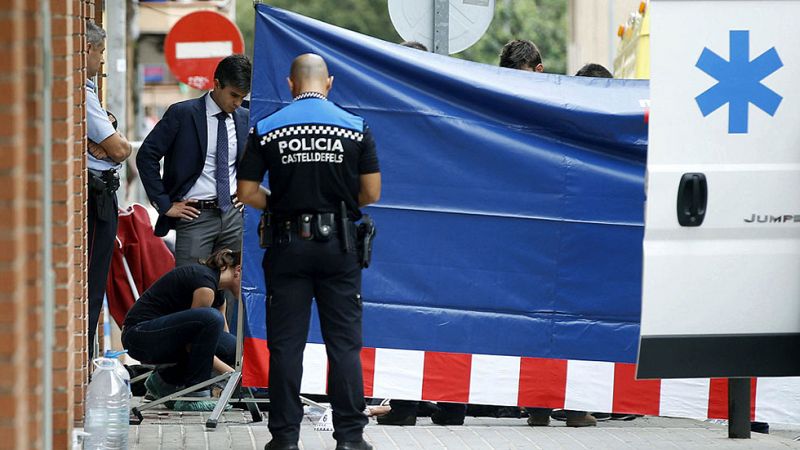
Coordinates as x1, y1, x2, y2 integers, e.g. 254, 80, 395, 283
200, 248, 242, 271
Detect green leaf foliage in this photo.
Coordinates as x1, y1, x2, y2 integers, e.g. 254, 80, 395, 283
236, 0, 567, 74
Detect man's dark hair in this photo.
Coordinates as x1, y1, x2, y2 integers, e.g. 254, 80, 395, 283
575, 63, 613, 78
401, 41, 428, 52
214, 54, 252, 92
499, 39, 542, 70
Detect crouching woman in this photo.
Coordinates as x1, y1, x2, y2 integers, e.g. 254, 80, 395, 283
121, 248, 241, 411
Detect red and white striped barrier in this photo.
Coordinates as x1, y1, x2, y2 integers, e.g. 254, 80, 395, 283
242, 340, 800, 424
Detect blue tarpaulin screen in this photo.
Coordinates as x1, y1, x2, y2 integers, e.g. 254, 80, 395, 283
242, 4, 649, 365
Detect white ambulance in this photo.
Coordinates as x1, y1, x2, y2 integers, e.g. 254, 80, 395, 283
638, 0, 800, 379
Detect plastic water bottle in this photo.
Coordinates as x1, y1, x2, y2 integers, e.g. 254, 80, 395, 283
104, 350, 131, 398
85, 358, 129, 449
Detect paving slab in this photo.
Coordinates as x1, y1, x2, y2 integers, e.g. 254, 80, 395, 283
126, 402, 800, 450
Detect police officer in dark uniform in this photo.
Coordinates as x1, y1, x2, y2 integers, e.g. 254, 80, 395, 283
85, 21, 132, 360
238, 54, 380, 450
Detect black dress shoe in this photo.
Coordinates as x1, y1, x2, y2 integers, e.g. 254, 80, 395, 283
751, 421, 770, 434
376, 409, 416, 426
335, 440, 373, 450
264, 440, 299, 450
431, 410, 465, 426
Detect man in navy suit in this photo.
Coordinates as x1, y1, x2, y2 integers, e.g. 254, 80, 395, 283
137, 55, 251, 267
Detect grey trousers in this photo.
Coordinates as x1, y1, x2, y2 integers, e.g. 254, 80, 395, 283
174, 208, 243, 266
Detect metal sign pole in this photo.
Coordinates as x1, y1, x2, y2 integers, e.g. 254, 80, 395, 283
728, 378, 751, 438
433, 0, 449, 54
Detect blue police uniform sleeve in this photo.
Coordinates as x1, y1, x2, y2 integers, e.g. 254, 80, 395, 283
86, 87, 116, 143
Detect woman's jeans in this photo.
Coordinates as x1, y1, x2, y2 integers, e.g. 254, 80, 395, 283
122, 307, 235, 387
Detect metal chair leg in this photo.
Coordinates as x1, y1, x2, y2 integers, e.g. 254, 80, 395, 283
135, 372, 231, 414
206, 371, 241, 429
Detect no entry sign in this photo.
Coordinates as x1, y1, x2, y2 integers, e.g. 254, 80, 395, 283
164, 11, 244, 90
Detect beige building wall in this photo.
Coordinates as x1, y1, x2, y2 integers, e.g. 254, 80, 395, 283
567, 0, 642, 75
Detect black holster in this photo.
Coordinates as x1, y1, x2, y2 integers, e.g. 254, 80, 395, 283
356, 215, 376, 269
88, 169, 119, 222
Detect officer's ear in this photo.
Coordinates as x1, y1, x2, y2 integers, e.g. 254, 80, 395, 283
287, 77, 294, 94
326, 76, 334, 93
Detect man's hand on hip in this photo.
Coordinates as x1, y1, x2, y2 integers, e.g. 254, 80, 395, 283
165, 200, 201, 220
232, 194, 245, 212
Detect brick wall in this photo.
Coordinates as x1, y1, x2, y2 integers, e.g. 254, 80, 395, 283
0, 0, 93, 447
0, 1, 36, 447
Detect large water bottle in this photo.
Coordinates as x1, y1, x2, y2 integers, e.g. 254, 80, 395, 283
85, 358, 129, 449
104, 350, 131, 398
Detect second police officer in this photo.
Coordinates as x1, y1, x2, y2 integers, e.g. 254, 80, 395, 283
238, 54, 381, 450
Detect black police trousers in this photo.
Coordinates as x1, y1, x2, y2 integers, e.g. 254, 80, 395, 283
87, 184, 118, 361
263, 235, 367, 443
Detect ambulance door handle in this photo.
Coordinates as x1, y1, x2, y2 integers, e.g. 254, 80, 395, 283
677, 173, 707, 227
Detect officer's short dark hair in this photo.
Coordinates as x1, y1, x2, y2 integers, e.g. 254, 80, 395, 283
499, 39, 542, 70
575, 63, 613, 78
214, 54, 252, 93
401, 41, 428, 52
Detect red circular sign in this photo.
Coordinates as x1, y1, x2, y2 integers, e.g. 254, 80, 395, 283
164, 11, 245, 90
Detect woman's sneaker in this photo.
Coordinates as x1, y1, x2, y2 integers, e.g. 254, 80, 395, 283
171, 390, 232, 412
144, 372, 178, 400
172, 399, 231, 412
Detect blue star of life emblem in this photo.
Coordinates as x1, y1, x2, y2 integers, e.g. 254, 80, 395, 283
695, 30, 783, 134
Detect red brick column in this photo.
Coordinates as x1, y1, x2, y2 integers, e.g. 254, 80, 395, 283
51, 0, 85, 445
0, 0, 36, 447
0, 0, 93, 447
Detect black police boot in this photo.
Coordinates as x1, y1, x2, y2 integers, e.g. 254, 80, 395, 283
335, 440, 373, 450
264, 440, 299, 450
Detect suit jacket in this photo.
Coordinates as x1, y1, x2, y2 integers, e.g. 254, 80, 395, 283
137, 95, 249, 236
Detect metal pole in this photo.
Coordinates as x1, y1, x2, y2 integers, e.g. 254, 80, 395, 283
106, 0, 127, 204
608, 0, 615, 72
433, 0, 449, 55
728, 378, 751, 439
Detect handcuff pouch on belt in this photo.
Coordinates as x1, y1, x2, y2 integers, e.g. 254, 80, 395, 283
259, 212, 338, 248
88, 169, 119, 222
314, 213, 335, 241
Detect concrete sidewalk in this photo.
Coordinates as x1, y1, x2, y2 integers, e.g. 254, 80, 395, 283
127, 405, 800, 450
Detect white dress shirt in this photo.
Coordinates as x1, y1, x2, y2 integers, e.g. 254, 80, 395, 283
183, 93, 238, 201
